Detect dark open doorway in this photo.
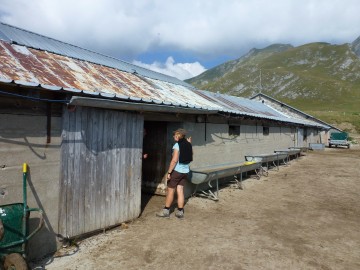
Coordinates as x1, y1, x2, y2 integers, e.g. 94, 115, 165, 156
141, 121, 168, 213
142, 121, 168, 194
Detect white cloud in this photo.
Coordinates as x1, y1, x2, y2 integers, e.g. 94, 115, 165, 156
1, 0, 360, 66
133, 57, 207, 80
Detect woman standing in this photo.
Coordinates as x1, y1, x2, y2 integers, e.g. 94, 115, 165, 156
156, 129, 193, 219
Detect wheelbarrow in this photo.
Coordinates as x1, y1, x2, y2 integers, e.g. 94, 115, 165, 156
0, 163, 44, 270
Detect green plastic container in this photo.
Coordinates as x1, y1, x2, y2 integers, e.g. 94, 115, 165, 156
0, 163, 43, 264
0, 203, 27, 254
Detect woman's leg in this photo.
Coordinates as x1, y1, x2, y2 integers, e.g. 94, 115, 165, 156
165, 187, 175, 207
176, 184, 184, 209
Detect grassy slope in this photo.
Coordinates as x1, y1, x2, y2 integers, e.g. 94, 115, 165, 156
186, 43, 360, 132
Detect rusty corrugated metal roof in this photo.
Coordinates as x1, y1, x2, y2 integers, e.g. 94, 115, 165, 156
0, 22, 193, 88
250, 93, 333, 128
0, 40, 220, 110
197, 91, 330, 127
0, 22, 329, 128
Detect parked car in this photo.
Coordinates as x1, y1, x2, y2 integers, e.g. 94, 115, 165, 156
328, 132, 350, 149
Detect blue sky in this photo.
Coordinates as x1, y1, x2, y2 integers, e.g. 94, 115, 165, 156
1, 0, 360, 80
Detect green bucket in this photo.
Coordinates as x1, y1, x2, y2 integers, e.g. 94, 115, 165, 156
0, 163, 44, 264
0, 203, 27, 255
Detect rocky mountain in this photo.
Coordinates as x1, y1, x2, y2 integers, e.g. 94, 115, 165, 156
352, 36, 360, 57
186, 39, 360, 133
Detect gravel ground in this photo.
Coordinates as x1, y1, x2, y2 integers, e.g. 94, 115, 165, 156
31, 146, 360, 270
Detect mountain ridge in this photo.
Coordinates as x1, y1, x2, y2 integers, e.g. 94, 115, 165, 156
186, 38, 360, 133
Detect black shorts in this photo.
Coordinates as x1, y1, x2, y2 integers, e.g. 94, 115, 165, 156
167, 170, 188, 188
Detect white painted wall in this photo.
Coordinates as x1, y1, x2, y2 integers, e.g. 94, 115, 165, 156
185, 122, 295, 168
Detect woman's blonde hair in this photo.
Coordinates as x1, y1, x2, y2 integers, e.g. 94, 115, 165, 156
173, 128, 187, 139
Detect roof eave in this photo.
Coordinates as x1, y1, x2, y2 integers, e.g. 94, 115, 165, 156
68, 96, 219, 115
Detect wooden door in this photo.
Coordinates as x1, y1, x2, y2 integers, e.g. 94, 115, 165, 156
59, 106, 143, 237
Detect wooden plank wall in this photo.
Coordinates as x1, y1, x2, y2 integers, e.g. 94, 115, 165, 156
59, 106, 143, 238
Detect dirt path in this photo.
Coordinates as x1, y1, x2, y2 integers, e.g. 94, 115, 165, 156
32, 147, 360, 270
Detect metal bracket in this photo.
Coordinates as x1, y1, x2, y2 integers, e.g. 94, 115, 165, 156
192, 178, 219, 201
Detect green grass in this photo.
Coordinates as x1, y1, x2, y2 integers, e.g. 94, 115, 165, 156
187, 42, 360, 133
306, 110, 360, 133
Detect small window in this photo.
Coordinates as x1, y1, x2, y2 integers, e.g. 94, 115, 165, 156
263, 126, 270, 136
229, 125, 240, 136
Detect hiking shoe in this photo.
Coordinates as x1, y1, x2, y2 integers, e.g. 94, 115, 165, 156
175, 209, 184, 219
156, 208, 170, 218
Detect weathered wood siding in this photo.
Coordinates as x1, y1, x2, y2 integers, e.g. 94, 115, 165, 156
59, 107, 143, 238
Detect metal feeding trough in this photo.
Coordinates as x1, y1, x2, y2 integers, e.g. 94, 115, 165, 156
274, 148, 301, 163
289, 146, 308, 153
189, 161, 262, 201
245, 152, 288, 171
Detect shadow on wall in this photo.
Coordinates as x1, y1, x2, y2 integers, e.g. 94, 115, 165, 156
61, 107, 142, 153
0, 119, 60, 258
26, 170, 58, 260
0, 107, 143, 259
0, 167, 58, 260
0, 137, 58, 160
